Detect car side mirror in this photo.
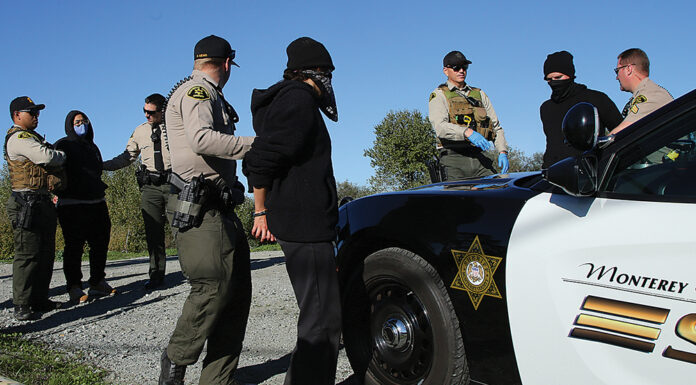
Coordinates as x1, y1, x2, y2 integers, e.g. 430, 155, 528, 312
563, 102, 600, 151
544, 154, 598, 196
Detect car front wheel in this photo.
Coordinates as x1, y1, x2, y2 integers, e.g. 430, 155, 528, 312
342, 247, 468, 385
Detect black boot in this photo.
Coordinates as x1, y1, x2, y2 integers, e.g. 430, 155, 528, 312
14, 305, 38, 321
159, 349, 186, 385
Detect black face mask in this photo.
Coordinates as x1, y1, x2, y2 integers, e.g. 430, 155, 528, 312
302, 69, 338, 122
548, 79, 574, 102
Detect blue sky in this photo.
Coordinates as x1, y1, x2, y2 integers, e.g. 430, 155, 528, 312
2, 0, 692, 187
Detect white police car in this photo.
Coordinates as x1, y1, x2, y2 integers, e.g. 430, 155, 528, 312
337, 90, 696, 384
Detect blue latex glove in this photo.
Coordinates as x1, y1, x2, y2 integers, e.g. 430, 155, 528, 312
498, 153, 509, 173
467, 130, 492, 151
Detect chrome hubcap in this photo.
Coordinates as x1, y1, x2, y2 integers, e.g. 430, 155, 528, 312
381, 317, 410, 351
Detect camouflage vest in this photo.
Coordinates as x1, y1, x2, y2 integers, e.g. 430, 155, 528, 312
4, 126, 65, 192
438, 85, 496, 141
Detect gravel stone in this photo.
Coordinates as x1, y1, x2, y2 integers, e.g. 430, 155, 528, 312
0, 251, 354, 384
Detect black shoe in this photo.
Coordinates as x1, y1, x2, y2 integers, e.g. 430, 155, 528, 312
31, 300, 62, 313
159, 349, 186, 385
14, 305, 38, 321
145, 278, 163, 290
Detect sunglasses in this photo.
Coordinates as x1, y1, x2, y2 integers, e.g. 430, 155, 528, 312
20, 110, 40, 117
144, 108, 159, 115
614, 64, 632, 75
447, 65, 468, 72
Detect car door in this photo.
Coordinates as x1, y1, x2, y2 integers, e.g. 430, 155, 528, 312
505, 103, 696, 384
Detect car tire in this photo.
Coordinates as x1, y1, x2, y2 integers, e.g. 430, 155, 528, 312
342, 247, 469, 385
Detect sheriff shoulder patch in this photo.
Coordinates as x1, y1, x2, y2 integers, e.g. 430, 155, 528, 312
630, 94, 648, 114
429, 92, 437, 102
17, 132, 34, 139
450, 235, 503, 310
186, 86, 211, 101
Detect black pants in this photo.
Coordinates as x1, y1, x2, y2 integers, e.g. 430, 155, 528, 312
278, 240, 342, 385
57, 201, 111, 288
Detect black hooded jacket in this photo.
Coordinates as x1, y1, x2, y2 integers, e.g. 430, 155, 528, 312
540, 82, 622, 168
54, 110, 108, 200
243, 79, 338, 243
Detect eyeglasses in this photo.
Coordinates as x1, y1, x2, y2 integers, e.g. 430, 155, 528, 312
19, 110, 40, 117
447, 65, 468, 72
614, 64, 633, 75
73, 119, 89, 126
229, 50, 236, 60
143, 108, 159, 116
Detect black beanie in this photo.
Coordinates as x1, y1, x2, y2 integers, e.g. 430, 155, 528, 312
286, 37, 334, 71
544, 51, 575, 79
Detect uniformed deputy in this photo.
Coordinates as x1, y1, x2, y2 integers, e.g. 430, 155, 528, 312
103, 93, 171, 290
5, 96, 66, 321
158, 35, 254, 385
428, 51, 509, 180
610, 48, 673, 135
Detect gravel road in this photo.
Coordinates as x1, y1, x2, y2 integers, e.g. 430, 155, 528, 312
0, 251, 354, 384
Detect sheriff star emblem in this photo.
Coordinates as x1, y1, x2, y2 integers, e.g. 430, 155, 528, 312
450, 236, 502, 310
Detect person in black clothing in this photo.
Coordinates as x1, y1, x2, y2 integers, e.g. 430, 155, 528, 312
541, 51, 622, 168
55, 110, 116, 303
243, 37, 341, 385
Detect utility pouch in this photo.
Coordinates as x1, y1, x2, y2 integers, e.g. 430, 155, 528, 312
170, 173, 208, 231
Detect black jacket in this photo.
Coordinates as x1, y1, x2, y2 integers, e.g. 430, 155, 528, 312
540, 83, 622, 168
243, 80, 338, 243
54, 110, 108, 200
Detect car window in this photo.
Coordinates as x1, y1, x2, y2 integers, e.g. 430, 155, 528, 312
604, 108, 696, 201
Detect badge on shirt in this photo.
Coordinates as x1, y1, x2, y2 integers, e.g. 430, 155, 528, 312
186, 86, 211, 101
429, 92, 437, 102
630, 94, 647, 114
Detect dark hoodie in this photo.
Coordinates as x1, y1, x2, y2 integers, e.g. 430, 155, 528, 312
243, 79, 338, 243
54, 110, 108, 200
540, 82, 623, 168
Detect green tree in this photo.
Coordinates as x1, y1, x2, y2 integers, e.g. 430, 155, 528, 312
234, 196, 258, 248
336, 180, 375, 203
364, 110, 437, 192
102, 163, 147, 252
0, 164, 14, 259
506, 147, 544, 172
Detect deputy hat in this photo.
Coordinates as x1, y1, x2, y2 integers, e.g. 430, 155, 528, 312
544, 51, 575, 79
443, 51, 472, 67
10, 96, 45, 114
286, 37, 334, 71
194, 35, 239, 67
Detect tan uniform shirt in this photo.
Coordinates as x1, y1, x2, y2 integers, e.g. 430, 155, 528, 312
165, 70, 254, 185
428, 80, 508, 153
102, 122, 172, 172
6, 125, 66, 192
621, 78, 673, 125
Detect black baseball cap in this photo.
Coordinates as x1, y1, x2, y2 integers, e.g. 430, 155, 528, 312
10, 96, 45, 114
443, 51, 472, 67
194, 35, 239, 67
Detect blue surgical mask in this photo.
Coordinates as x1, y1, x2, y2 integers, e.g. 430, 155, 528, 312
74, 124, 87, 136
